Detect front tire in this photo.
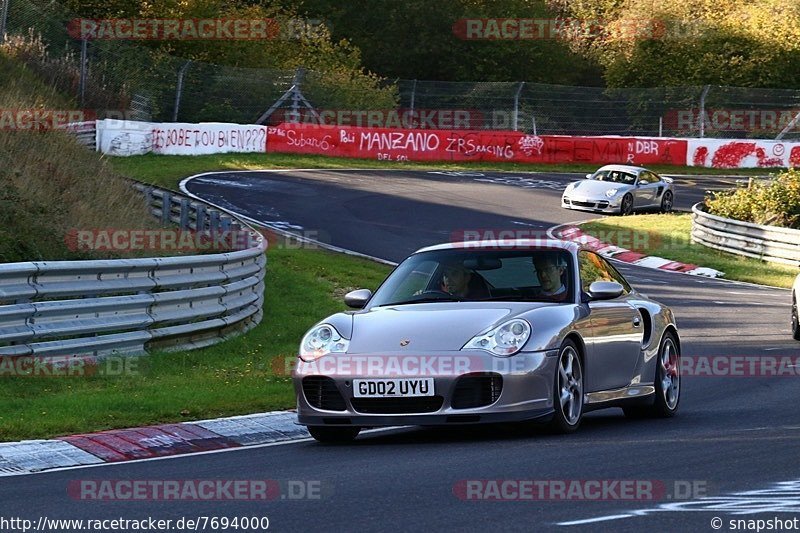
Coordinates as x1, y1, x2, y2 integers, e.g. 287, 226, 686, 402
308, 426, 360, 443
792, 292, 800, 341
620, 193, 634, 216
624, 331, 680, 418
549, 339, 584, 433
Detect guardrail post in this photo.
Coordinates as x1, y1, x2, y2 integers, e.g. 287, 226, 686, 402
195, 204, 206, 230
179, 198, 190, 229
161, 191, 172, 225
209, 210, 220, 235
144, 187, 154, 214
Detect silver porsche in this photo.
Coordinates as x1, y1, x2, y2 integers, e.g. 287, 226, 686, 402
292, 239, 681, 442
562, 164, 675, 215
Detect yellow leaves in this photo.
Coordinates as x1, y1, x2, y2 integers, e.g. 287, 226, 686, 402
563, 0, 800, 87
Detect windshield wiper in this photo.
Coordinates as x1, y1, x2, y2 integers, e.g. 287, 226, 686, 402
479, 295, 534, 301
377, 296, 464, 307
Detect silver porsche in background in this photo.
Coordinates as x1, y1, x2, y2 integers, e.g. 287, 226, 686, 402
293, 239, 681, 443
561, 164, 675, 215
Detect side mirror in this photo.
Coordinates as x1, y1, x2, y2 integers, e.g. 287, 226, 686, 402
344, 288, 372, 309
587, 281, 624, 301
585, 173, 592, 179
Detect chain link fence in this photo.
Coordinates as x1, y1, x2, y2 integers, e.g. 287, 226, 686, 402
4, 0, 800, 139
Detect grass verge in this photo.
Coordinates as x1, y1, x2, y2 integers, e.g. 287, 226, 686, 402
110, 152, 782, 191
579, 213, 798, 288
0, 52, 160, 262
0, 246, 391, 442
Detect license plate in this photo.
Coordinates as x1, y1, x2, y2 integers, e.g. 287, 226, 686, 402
353, 378, 434, 398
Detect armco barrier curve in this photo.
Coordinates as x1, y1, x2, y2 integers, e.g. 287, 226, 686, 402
691, 202, 800, 267
0, 183, 266, 358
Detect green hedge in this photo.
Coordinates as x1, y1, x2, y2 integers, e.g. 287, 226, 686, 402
706, 169, 800, 229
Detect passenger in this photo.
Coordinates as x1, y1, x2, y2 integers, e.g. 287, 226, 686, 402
532, 253, 569, 301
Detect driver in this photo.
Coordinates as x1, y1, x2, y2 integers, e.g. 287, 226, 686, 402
441, 261, 490, 299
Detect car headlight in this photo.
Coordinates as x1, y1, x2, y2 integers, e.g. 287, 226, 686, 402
299, 324, 349, 362
565, 182, 577, 192
605, 188, 619, 197
463, 319, 531, 356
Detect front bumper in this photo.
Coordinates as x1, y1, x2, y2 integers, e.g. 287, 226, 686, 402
292, 350, 558, 427
562, 195, 621, 213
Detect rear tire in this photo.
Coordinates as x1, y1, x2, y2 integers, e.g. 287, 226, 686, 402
548, 339, 584, 433
623, 331, 680, 419
792, 292, 800, 341
308, 426, 360, 443
620, 194, 634, 216
660, 190, 674, 213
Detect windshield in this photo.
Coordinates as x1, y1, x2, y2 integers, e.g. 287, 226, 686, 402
368, 248, 574, 307
591, 169, 637, 185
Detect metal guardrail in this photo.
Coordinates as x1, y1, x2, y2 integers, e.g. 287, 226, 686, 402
691, 202, 800, 267
0, 183, 266, 358
60, 121, 97, 149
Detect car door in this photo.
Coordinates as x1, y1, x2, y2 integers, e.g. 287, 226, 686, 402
633, 171, 658, 208
578, 251, 643, 392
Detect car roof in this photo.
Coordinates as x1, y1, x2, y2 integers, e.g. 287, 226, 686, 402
413, 239, 581, 255
595, 164, 650, 174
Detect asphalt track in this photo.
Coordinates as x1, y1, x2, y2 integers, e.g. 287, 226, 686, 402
2, 170, 798, 532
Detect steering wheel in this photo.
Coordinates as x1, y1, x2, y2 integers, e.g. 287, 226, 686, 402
418, 289, 452, 297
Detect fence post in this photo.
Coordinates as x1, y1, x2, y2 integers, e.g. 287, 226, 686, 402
776, 111, 800, 140
79, 37, 88, 107
409, 79, 417, 117
513, 82, 525, 131
289, 67, 306, 123
699, 85, 710, 138
0, 0, 10, 43
172, 60, 192, 122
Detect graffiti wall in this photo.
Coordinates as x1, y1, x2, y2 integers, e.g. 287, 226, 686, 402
265, 123, 688, 166
96, 120, 268, 156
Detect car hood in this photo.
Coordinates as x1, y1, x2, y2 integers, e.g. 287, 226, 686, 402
567, 179, 629, 197
347, 303, 543, 353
